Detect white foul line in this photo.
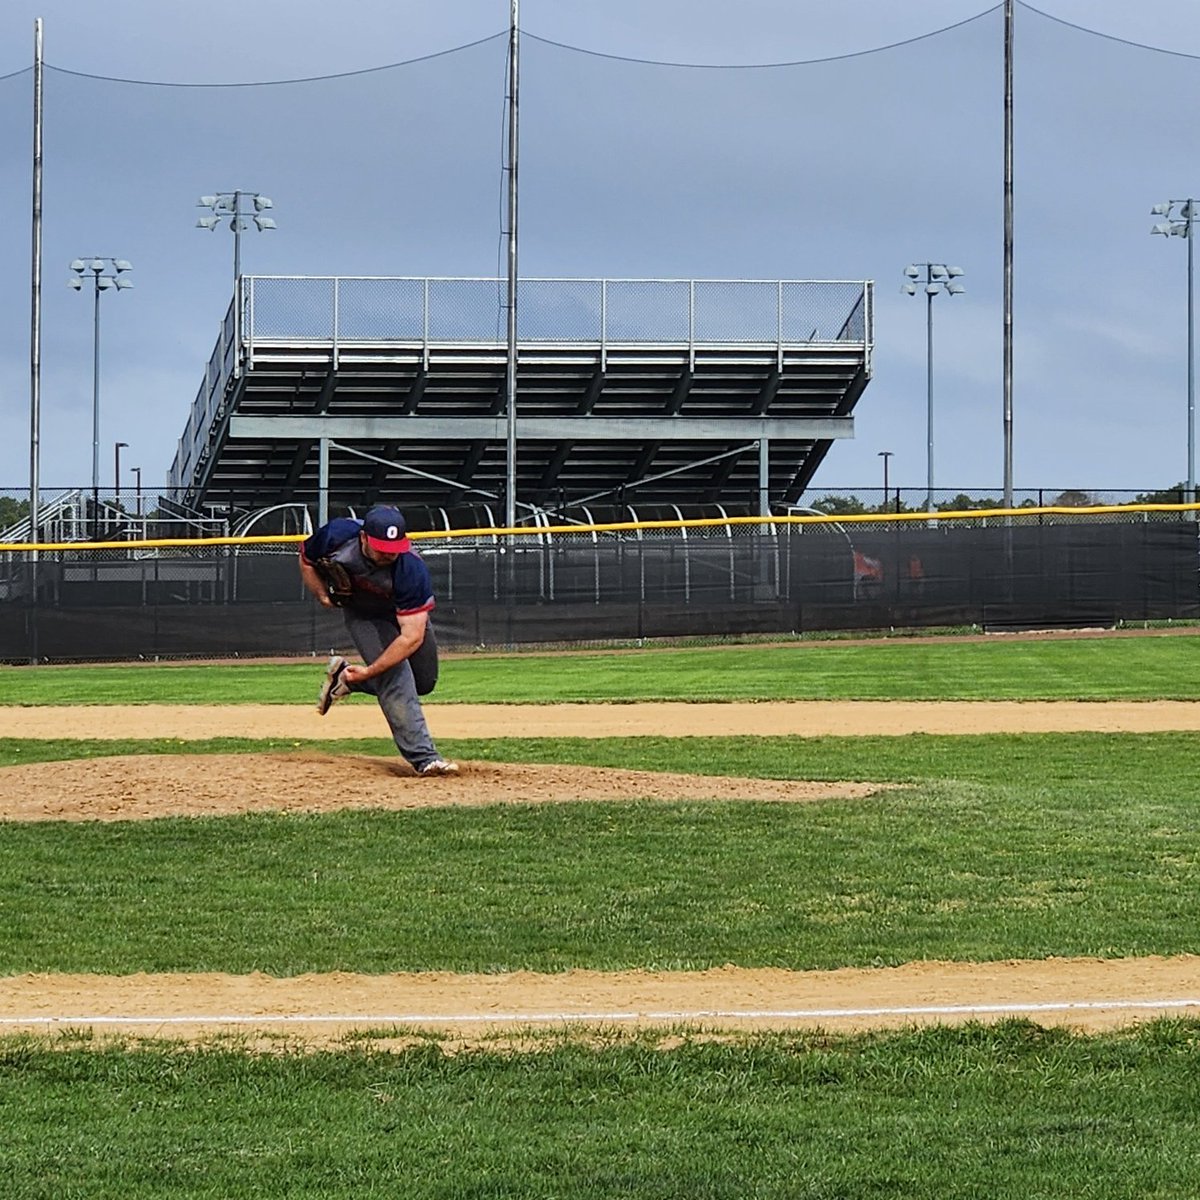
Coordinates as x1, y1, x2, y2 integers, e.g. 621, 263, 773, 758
3, 997, 1200, 1026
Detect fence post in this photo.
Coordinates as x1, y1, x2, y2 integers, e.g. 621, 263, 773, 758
600, 279, 607, 374
688, 280, 695, 372
318, 438, 330, 528
332, 277, 340, 371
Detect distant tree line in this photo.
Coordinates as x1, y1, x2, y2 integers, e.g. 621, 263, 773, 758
0, 497, 30, 529
805, 485, 1195, 516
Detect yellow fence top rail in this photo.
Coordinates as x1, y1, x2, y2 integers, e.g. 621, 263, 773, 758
3, 502, 1199, 553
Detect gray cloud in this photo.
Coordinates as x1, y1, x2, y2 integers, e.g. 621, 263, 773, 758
3, 1, 1200, 500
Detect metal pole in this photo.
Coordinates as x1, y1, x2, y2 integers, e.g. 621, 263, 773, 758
926, 286, 935, 513
232, 189, 242, 286
92, 276, 102, 537
1188, 201, 1196, 511
318, 436, 330, 527
504, 0, 520, 530
133, 467, 142, 518
114, 442, 127, 521
29, 18, 43, 545
1002, 0, 1014, 509
232, 190, 243, 341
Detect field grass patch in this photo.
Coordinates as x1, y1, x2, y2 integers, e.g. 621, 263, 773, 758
3, 1022, 1200, 1199
4, 633, 1200, 703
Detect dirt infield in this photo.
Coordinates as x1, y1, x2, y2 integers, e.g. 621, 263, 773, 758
0, 752, 880, 823
4, 699, 1200, 1042
8, 699, 1200, 740
4, 958, 1199, 1046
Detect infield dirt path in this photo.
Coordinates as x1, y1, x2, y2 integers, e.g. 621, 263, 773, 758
7, 699, 1200, 740
4, 958, 1199, 1046
4, 699, 1199, 1043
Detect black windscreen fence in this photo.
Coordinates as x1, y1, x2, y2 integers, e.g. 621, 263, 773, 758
1, 520, 1196, 663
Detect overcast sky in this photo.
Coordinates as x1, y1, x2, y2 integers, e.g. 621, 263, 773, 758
3, 1, 1200, 502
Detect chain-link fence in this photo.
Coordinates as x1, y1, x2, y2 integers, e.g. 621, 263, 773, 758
0, 487, 316, 545
10, 487, 1190, 547
2, 507, 1196, 662
797, 488, 1200, 527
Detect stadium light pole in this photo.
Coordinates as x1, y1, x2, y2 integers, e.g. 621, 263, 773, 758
903, 263, 965, 514
504, 0, 520, 531
877, 450, 893, 510
69, 257, 132, 537
1151, 200, 1198, 514
131, 465, 142, 520
196, 191, 276, 314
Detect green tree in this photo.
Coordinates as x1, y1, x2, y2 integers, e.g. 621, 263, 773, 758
1134, 483, 1189, 504
874, 494, 916, 514
1050, 489, 1095, 508
0, 496, 30, 531
809, 494, 869, 515
936, 493, 999, 512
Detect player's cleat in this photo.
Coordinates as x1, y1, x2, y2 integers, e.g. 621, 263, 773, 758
316, 654, 351, 715
417, 758, 460, 777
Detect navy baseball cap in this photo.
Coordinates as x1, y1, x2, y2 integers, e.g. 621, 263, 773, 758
361, 506, 411, 554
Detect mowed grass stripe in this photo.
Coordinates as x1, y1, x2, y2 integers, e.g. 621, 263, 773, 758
3, 728, 1200, 783
4, 1024, 1200, 1200
4, 633, 1200, 702
2, 730, 1199, 974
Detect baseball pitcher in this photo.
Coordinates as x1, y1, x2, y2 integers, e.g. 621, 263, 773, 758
299, 504, 458, 777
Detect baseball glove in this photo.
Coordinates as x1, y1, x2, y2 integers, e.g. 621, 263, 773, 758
314, 557, 355, 607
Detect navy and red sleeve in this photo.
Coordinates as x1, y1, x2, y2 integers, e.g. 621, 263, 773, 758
391, 552, 436, 617
300, 518, 361, 564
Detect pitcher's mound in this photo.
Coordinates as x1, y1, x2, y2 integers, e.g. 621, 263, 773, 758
0, 752, 884, 823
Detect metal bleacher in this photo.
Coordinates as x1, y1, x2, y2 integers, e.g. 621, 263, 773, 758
167, 275, 873, 521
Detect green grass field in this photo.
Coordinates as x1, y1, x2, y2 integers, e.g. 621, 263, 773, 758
5, 1024, 1200, 1200
4, 631, 1200, 702
2, 732, 1198, 973
3, 636, 1200, 1197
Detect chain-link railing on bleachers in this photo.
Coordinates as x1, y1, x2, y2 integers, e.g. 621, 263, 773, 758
243, 277, 871, 348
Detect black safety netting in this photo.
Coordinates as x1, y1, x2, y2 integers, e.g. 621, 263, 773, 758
2, 515, 1196, 663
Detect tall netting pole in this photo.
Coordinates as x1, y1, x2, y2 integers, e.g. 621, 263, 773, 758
29, 19, 43, 546
504, 0, 520, 532
1002, 0, 1014, 512
1187, 200, 1196, 516
28, 19, 44, 664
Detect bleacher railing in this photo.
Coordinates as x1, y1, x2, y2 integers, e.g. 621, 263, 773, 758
167, 276, 873, 497
244, 276, 870, 346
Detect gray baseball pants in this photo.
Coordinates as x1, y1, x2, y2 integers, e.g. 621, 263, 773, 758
342, 611, 441, 769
